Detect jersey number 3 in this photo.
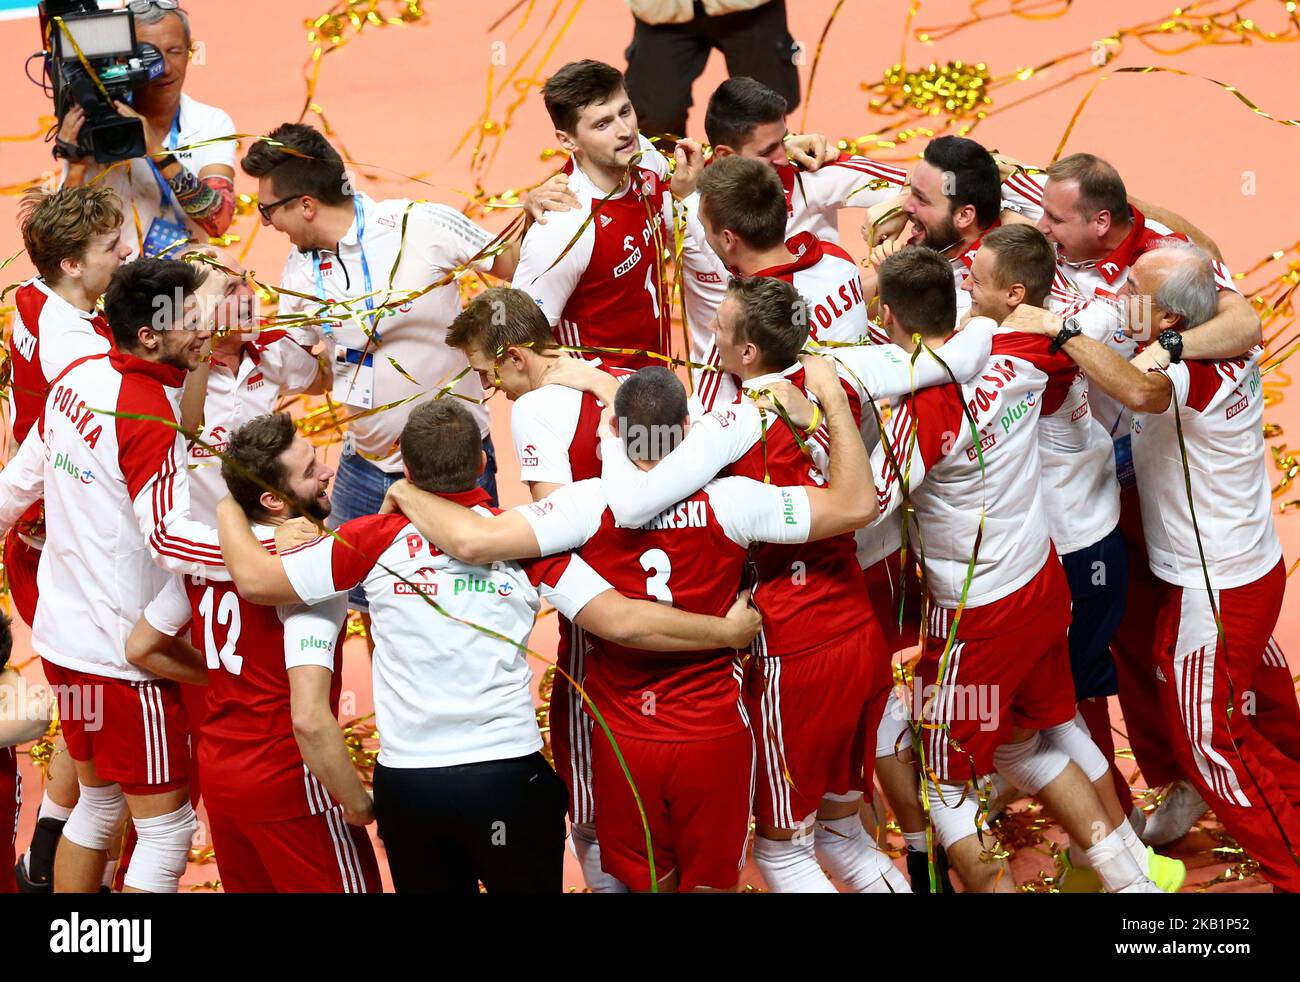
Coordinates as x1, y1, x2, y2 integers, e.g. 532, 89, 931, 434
197, 586, 244, 676
639, 548, 673, 604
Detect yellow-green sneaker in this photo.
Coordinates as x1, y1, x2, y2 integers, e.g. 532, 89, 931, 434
1147, 847, 1186, 893
1057, 848, 1103, 893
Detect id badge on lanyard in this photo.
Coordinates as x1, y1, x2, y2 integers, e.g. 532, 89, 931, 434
316, 197, 381, 407
143, 113, 192, 258
332, 346, 375, 410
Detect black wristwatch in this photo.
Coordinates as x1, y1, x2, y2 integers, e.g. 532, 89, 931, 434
1156, 329, 1184, 364
1048, 316, 1082, 354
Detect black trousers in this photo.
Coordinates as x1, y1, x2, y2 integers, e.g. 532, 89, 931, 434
625, 0, 801, 141
373, 752, 568, 893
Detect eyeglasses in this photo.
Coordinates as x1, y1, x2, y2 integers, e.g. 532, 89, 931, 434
127, 0, 183, 13
257, 194, 306, 222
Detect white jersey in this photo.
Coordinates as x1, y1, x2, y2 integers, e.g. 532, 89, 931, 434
280, 488, 614, 768
7, 278, 113, 445
599, 321, 996, 536
510, 370, 626, 488
186, 335, 320, 524
0, 350, 241, 680
1131, 348, 1281, 589
1035, 295, 1123, 554
278, 192, 494, 471
1007, 172, 1238, 454
71, 93, 236, 259
694, 231, 876, 412
777, 155, 909, 242
871, 330, 1078, 608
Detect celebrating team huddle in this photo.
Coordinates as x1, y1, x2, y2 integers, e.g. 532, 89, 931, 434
1, 54, 1295, 896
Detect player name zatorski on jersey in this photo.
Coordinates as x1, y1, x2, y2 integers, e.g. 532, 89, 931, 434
278, 487, 617, 768
517, 476, 817, 738
1131, 347, 1282, 589
144, 555, 349, 820
0, 350, 248, 681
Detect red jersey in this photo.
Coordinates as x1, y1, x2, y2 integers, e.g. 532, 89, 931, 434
513, 141, 675, 371
723, 364, 873, 656
143, 553, 349, 822
520, 476, 823, 741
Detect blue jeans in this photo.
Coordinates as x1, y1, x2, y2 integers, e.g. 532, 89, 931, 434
329, 435, 498, 610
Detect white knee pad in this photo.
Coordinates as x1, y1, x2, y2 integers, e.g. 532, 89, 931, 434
1044, 715, 1110, 783
875, 689, 911, 759
62, 783, 127, 851
924, 780, 984, 851
123, 803, 196, 893
992, 732, 1070, 795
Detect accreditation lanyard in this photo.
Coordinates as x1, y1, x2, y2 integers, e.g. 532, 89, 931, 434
145, 113, 188, 227
313, 196, 379, 343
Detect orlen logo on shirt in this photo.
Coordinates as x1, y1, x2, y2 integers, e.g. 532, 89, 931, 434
394, 566, 439, 595
614, 245, 643, 279
192, 426, 229, 460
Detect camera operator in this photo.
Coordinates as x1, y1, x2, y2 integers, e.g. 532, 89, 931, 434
56, 1, 235, 259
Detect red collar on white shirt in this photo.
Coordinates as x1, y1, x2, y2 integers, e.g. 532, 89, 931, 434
954, 220, 1002, 271
751, 231, 825, 279
109, 349, 188, 387
1065, 206, 1156, 285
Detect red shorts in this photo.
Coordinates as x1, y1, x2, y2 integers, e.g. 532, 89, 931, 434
208, 805, 381, 893
863, 553, 923, 653
549, 618, 596, 825
591, 727, 753, 892
41, 661, 190, 796
3, 527, 41, 627
918, 557, 1075, 782
745, 622, 891, 828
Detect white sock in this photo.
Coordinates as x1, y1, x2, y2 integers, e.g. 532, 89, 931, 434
37, 793, 74, 824
753, 834, 836, 893
814, 815, 911, 893
1117, 818, 1150, 875
1086, 828, 1157, 893
569, 822, 627, 894
101, 860, 117, 890
903, 831, 928, 854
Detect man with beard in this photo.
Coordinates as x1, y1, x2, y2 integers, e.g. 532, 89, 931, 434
0, 258, 246, 893
125, 413, 381, 892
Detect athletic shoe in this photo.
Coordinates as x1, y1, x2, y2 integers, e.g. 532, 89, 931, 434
1147, 848, 1186, 893
1141, 779, 1207, 846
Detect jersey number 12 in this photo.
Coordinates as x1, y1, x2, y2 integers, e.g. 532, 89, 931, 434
197, 586, 244, 676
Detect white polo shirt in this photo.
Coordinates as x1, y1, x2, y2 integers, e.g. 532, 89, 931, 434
186, 334, 321, 524
281, 493, 614, 768
278, 192, 494, 471
71, 93, 236, 259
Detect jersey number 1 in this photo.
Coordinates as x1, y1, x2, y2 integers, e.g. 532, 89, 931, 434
197, 586, 244, 676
